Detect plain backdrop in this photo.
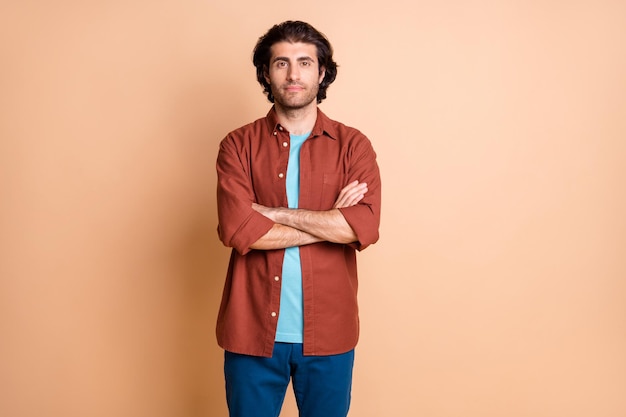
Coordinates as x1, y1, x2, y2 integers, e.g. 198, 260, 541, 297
1, 1, 625, 416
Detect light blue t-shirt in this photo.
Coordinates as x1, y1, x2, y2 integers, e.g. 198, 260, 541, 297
275, 132, 309, 343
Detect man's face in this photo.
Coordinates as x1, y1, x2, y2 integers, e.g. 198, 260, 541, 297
264, 41, 326, 111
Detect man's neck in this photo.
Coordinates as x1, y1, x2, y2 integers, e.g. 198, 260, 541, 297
274, 103, 318, 135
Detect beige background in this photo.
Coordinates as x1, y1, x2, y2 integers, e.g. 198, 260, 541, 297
1, 1, 625, 416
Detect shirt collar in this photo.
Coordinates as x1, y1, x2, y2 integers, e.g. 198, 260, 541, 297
265, 106, 337, 140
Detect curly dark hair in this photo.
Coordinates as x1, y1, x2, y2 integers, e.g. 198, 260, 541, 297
252, 21, 338, 104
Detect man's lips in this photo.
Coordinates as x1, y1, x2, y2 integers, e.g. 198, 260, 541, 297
284, 85, 304, 92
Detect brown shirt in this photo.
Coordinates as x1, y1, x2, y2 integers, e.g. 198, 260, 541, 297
216, 107, 381, 357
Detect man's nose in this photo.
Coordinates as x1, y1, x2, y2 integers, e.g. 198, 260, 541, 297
287, 65, 300, 81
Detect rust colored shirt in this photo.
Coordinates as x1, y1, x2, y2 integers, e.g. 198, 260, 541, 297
215, 107, 381, 357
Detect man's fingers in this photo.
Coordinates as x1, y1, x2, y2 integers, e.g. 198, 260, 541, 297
334, 181, 368, 208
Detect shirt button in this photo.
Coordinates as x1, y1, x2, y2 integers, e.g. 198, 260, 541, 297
278, 126, 284, 131
271, 312, 277, 317
282, 141, 288, 147
278, 173, 284, 179
273, 131, 277, 136
274, 276, 280, 281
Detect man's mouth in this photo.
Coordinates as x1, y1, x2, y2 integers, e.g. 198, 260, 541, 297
284, 84, 304, 92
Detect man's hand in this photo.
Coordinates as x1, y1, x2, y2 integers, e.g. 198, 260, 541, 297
333, 181, 368, 209
251, 202, 273, 219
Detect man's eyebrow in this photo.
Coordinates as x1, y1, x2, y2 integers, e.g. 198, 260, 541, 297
271, 56, 315, 63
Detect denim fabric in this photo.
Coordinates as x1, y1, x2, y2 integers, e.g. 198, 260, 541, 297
224, 343, 354, 417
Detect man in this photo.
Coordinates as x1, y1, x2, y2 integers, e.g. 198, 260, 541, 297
215, 20, 381, 417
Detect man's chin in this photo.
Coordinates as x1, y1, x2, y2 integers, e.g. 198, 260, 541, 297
276, 98, 316, 111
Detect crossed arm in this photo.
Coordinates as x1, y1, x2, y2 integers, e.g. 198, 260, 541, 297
249, 181, 368, 250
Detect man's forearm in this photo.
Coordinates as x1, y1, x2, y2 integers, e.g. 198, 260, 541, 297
250, 180, 366, 247
253, 205, 357, 244
249, 223, 324, 250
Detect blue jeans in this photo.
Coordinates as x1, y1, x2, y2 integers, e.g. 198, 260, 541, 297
224, 343, 354, 417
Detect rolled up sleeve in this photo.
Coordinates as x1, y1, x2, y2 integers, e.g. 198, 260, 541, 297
216, 136, 274, 255
338, 136, 381, 251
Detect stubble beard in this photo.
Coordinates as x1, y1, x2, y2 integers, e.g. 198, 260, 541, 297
272, 83, 319, 111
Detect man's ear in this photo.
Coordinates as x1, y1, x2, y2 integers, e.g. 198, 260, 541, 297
263, 66, 271, 84
318, 66, 326, 84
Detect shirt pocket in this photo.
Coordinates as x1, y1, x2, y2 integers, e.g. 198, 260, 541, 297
320, 173, 342, 209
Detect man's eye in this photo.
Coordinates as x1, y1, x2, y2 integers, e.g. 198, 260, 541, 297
301, 61, 310, 66
277, 62, 287, 68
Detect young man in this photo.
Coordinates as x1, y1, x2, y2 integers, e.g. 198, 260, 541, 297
215, 21, 381, 417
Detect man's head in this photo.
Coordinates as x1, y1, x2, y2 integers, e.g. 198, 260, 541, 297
253, 21, 338, 104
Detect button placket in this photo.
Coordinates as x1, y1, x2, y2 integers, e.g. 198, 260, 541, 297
274, 126, 288, 180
